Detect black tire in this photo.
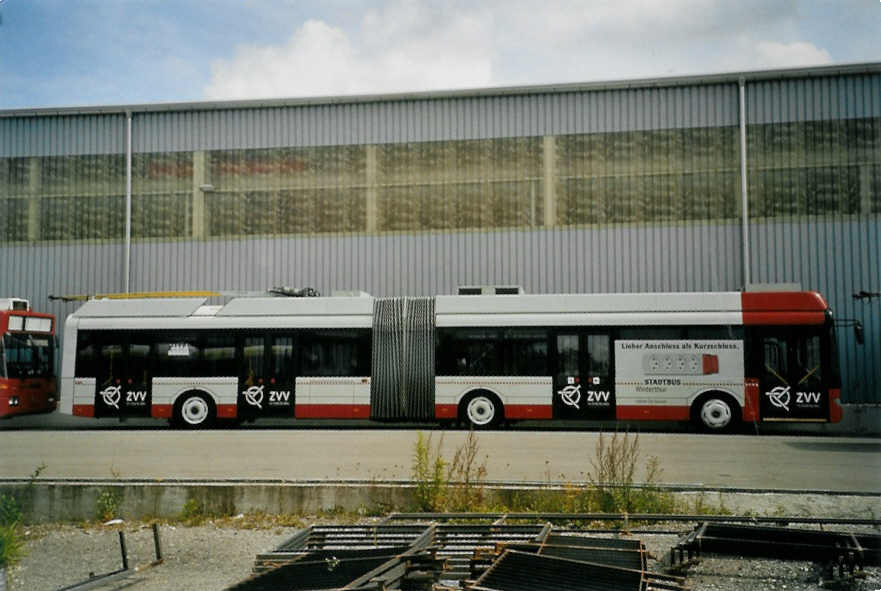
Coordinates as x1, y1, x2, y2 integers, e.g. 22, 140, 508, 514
460, 391, 503, 429
172, 391, 216, 429
691, 393, 739, 433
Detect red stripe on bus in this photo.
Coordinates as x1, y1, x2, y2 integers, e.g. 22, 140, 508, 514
435, 404, 458, 419
152, 404, 173, 419
217, 404, 238, 419
741, 291, 828, 312
616, 405, 690, 421
505, 405, 553, 420
350, 405, 370, 418
742, 311, 826, 325
295, 404, 369, 419
829, 389, 842, 423
743, 378, 759, 422
741, 292, 828, 325
73, 404, 95, 417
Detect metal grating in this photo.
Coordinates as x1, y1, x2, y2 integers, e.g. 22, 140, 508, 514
469, 549, 647, 591
501, 542, 645, 571
434, 524, 547, 583
672, 522, 881, 575
229, 555, 397, 591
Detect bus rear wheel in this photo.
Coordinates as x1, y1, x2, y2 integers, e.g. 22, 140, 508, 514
692, 393, 738, 433
461, 391, 502, 429
173, 392, 215, 429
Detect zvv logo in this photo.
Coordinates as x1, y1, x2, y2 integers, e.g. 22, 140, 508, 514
558, 384, 582, 409
126, 391, 147, 403
269, 391, 291, 403
99, 385, 122, 409
766, 385, 791, 411
243, 385, 264, 409
797, 391, 822, 404
586, 390, 610, 403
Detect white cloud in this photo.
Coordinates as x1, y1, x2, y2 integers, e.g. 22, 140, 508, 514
204, 9, 494, 100
753, 41, 833, 68
203, 1, 843, 102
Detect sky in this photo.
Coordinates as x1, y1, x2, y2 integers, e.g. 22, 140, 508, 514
0, 0, 879, 110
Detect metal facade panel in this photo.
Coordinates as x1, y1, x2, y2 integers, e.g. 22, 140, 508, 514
125, 223, 742, 299
748, 73, 881, 125
0, 240, 125, 336
5, 83, 741, 156
0, 114, 126, 158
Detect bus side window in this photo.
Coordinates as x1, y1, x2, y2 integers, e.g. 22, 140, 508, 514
202, 335, 236, 377
75, 333, 97, 378
155, 338, 200, 377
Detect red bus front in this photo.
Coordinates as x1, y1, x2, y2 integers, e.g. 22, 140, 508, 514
0, 303, 57, 419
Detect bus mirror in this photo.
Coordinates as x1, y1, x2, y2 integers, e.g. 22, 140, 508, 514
855, 321, 864, 345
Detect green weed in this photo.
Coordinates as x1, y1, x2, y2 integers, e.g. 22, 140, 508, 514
444, 431, 488, 511
411, 432, 448, 511
585, 431, 675, 515
95, 489, 122, 522
0, 522, 25, 569
179, 498, 207, 525
0, 494, 22, 527
411, 431, 489, 512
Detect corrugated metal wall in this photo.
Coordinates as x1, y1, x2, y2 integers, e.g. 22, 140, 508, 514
0, 85, 738, 158
1, 65, 879, 405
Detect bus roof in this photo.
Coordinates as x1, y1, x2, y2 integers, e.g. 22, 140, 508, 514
69, 291, 828, 328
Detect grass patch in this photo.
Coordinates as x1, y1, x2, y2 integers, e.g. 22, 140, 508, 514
0, 494, 23, 528
411, 431, 489, 512
586, 431, 675, 514
412, 432, 448, 511
0, 494, 24, 569
0, 522, 25, 569
95, 489, 122, 522
179, 498, 208, 525
0, 463, 47, 568
409, 429, 738, 522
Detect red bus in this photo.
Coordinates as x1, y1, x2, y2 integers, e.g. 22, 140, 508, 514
1, 298, 57, 418
59, 289, 843, 431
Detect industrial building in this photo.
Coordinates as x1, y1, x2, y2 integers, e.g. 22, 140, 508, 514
1, 62, 879, 406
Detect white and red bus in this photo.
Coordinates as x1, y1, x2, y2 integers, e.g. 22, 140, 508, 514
1, 298, 57, 419
59, 289, 842, 431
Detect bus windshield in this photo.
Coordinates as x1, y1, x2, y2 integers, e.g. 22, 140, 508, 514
1, 333, 54, 379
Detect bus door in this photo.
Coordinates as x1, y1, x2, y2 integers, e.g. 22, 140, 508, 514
90, 334, 151, 418
267, 335, 295, 416
238, 335, 295, 418
552, 332, 614, 420
756, 327, 828, 421
123, 338, 152, 417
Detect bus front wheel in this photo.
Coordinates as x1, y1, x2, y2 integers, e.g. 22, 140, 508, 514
173, 391, 216, 429
692, 393, 738, 433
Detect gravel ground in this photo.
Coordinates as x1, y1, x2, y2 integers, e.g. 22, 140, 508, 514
5, 521, 881, 590
5, 522, 294, 591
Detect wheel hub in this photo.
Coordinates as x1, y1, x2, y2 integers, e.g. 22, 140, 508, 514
466, 397, 496, 426
700, 399, 732, 429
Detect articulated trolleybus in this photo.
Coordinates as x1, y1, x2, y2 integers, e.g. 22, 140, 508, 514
59, 288, 841, 431
1, 298, 57, 418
